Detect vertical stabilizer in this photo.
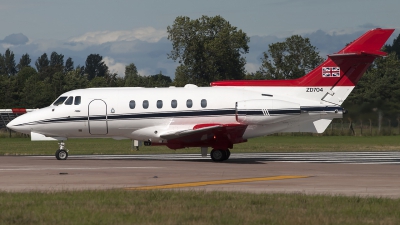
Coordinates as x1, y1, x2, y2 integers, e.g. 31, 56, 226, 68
211, 28, 395, 105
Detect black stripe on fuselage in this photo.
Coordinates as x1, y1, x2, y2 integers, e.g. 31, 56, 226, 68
14, 106, 341, 127
14, 109, 236, 126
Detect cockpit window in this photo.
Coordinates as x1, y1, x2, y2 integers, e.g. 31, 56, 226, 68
53, 96, 67, 106
64, 96, 73, 105
74, 96, 81, 105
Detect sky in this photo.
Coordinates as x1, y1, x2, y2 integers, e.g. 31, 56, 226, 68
0, 0, 399, 77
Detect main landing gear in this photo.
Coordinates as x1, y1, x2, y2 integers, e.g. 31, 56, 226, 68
55, 141, 69, 160
210, 149, 231, 162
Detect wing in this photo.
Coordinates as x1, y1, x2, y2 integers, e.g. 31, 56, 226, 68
159, 123, 248, 150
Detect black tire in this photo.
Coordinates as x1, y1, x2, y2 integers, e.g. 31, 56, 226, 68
211, 149, 226, 162
55, 149, 68, 160
225, 149, 231, 160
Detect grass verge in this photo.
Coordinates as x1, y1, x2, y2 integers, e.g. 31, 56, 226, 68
0, 135, 399, 156
0, 190, 399, 225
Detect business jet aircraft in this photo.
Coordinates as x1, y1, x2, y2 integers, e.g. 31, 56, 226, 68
7, 28, 394, 162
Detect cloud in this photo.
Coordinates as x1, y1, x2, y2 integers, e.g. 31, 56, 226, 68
68, 27, 167, 45
138, 69, 153, 77
0, 33, 29, 45
359, 23, 380, 29
102, 57, 126, 76
2, 26, 393, 80
245, 63, 259, 74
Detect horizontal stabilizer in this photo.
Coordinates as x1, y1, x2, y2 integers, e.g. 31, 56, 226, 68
336, 28, 395, 55
281, 119, 332, 133
328, 50, 387, 58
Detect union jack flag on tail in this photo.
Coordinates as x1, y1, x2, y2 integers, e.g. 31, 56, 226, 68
322, 67, 340, 77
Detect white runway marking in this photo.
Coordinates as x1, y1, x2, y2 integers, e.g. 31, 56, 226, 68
0, 167, 163, 171
27, 152, 400, 164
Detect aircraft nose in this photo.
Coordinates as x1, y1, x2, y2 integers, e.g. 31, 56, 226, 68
6, 118, 16, 129
7, 115, 31, 134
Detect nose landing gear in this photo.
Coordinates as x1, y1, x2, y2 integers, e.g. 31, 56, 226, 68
55, 141, 69, 160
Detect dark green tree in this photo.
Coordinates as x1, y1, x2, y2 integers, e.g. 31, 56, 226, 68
21, 73, 52, 108
0, 54, 5, 75
64, 57, 74, 73
85, 54, 108, 80
124, 63, 142, 87
244, 71, 265, 80
104, 72, 119, 87
76, 65, 85, 76
145, 72, 172, 87
51, 71, 65, 100
48, 52, 65, 76
167, 15, 250, 86
385, 33, 400, 57
64, 67, 88, 91
345, 52, 400, 119
35, 53, 49, 73
172, 65, 190, 87
15, 67, 38, 98
50, 52, 64, 67
258, 35, 324, 80
0, 76, 19, 107
88, 76, 108, 87
4, 49, 17, 76
17, 53, 31, 71
115, 77, 125, 87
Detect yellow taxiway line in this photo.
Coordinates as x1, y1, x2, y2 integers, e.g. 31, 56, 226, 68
125, 175, 308, 190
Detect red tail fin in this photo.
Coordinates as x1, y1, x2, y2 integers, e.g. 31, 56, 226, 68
211, 28, 395, 87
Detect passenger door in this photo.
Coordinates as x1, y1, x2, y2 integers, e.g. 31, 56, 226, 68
88, 99, 108, 135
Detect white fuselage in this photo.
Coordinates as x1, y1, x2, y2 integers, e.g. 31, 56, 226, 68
7, 85, 344, 144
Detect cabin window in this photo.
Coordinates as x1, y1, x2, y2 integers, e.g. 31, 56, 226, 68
201, 99, 207, 108
74, 96, 81, 105
53, 96, 67, 106
129, 100, 136, 109
186, 99, 193, 108
64, 96, 73, 105
143, 100, 149, 109
171, 99, 177, 108
157, 100, 163, 109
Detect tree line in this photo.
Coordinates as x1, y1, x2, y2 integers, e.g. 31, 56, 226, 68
0, 51, 172, 108
0, 15, 399, 122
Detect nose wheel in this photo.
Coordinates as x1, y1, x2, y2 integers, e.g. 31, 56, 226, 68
55, 141, 69, 160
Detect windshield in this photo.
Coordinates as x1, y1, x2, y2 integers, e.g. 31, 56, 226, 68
53, 96, 67, 106
64, 96, 73, 105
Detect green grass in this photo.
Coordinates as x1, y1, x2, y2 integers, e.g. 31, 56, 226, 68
1, 135, 400, 156
0, 190, 399, 225
240, 135, 400, 152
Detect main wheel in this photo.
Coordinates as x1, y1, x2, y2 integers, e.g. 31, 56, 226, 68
225, 149, 231, 160
55, 149, 68, 160
210, 149, 226, 162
